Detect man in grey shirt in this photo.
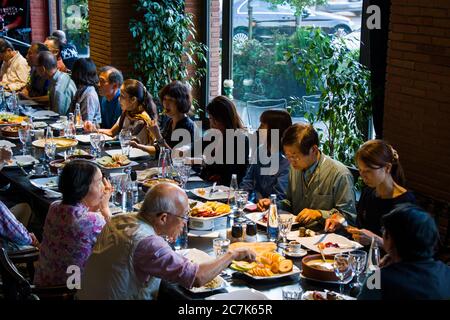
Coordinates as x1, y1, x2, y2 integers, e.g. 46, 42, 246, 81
36, 51, 76, 115
258, 123, 356, 229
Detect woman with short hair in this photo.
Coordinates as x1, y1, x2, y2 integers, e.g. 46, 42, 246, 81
34, 160, 112, 286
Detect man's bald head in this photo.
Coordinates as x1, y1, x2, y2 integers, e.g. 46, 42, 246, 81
37, 51, 57, 71
139, 183, 188, 220
52, 30, 67, 44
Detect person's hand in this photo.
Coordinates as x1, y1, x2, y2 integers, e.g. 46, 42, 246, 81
149, 119, 162, 140
230, 247, 256, 262
296, 208, 322, 225
379, 253, 392, 268
29, 233, 40, 248
347, 228, 380, 246
83, 120, 97, 133
0, 146, 12, 163
99, 178, 113, 218
324, 213, 345, 232
257, 198, 270, 212
129, 140, 139, 149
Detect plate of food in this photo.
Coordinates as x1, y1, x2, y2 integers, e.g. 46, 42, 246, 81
29, 176, 59, 191
96, 155, 137, 170
57, 149, 90, 158
30, 110, 59, 118
246, 211, 299, 228
3, 155, 38, 167
0, 125, 22, 137
178, 248, 228, 293
0, 113, 28, 126
230, 251, 300, 280
106, 148, 149, 160
301, 290, 356, 300
301, 254, 353, 283
141, 178, 180, 191
32, 121, 47, 129
190, 186, 231, 201
288, 233, 363, 255
189, 201, 231, 220
32, 138, 78, 149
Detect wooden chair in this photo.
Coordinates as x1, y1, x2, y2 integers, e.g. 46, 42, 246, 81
0, 248, 76, 300
7, 247, 40, 281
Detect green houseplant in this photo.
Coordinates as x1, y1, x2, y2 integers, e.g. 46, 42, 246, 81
284, 27, 372, 166
129, 0, 207, 108
63, 0, 89, 55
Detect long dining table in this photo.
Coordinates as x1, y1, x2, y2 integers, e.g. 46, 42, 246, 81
0, 112, 361, 301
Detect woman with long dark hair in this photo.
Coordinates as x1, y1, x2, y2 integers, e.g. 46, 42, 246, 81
99, 79, 157, 145
200, 96, 249, 185
239, 109, 292, 201
326, 140, 415, 246
70, 58, 101, 123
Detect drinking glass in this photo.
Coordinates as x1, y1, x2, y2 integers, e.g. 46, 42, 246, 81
213, 238, 230, 257
350, 250, 368, 288
119, 129, 132, 156
109, 173, 127, 207
18, 127, 30, 155
90, 133, 101, 157
173, 224, 188, 250
278, 214, 293, 248
234, 190, 248, 219
282, 288, 303, 300
334, 254, 351, 294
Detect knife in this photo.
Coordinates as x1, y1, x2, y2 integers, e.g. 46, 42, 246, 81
313, 233, 328, 245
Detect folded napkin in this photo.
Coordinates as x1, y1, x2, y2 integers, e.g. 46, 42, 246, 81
0, 140, 16, 148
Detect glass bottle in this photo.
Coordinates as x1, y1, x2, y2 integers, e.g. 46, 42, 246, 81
74, 103, 82, 127
0, 86, 5, 112
122, 170, 134, 213
158, 147, 173, 179
229, 174, 238, 211
10, 90, 19, 114
267, 194, 279, 242
66, 113, 76, 138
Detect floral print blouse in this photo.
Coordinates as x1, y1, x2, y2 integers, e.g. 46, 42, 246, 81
34, 201, 105, 286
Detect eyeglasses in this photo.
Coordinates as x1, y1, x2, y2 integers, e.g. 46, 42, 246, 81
164, 210, 190, 223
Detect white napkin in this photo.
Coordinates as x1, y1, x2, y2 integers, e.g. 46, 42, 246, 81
0, 140, 16, 148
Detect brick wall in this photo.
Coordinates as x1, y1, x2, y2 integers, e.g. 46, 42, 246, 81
30, 0, 49, 42
185, 0, 203, 103
209, 0, 222, 101
384, 0, 450, 203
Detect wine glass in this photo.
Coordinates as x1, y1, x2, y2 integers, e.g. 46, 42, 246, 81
278, 214, 293, 248
90, 133, 101, 157
18, 127, 30, 155
350, 250, 368, 289
334, 254, 351, 294
234, 190, 248, 221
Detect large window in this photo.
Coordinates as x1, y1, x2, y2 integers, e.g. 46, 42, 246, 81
59, 0, 89, 56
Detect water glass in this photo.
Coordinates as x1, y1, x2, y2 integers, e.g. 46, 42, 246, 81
90, 133, 101, 157
278, 215, 293, 248
213, 238, 230, 257
282, 289, 303, 300
334, 254, 351, 294
18, 127, 30, 155
173, 224, 188, 250
44, 141, 56, 161
234, 190, 248, 218
350, 250, 368, 288
119, 129, 132, 156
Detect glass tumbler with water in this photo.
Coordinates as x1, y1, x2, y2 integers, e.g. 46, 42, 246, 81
213, 238, 230, 257
119, 129, 132, 156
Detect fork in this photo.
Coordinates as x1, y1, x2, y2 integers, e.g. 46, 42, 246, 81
208, 182, 217, 198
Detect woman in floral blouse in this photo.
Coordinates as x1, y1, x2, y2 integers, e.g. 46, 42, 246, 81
34, 160, 112, 286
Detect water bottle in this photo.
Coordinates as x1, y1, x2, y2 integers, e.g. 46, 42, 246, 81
10, 91, 19, 114
229, 174, 238, 210
74, 103, 82, 127
158, 147, 173, 179
122, 171, 134, 213
66, 113, 76, 138
267, 194, 279, 242
0, 86, 6, 112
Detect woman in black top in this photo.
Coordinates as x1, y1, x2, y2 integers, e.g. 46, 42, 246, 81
326, 140, 415, 246
130, 81, 196, 156
200, 96, 249, 186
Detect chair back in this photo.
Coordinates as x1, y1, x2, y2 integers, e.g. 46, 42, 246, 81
0, 247, 35, 300
246, 99, 288, 130
302, 95, 321, 116
9, 203, 32, 228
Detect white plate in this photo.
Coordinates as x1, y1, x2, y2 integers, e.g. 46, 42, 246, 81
190, 186, 231, 200
301, 291, 356, 300
299, 272, 353, 285
206, 289, 270, 300
96, 160, 139, 171
106, 148, 149, 159
29, 176, 59, 191
283, 248, 308, 258
246, 211, 299, 228
75, 134, 114, 143
287, 233, 363, 255
31, 110, 59, 118
32, 121, 47, 129
0, 140, 16, 147
188, 276, 227, 294
240, 265, 301, 280
4, 155, 38, 167
50, 122, 65, 130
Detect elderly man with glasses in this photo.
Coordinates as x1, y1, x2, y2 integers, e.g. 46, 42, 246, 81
77, 183, 256, 300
